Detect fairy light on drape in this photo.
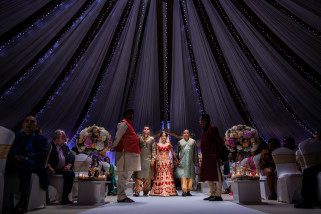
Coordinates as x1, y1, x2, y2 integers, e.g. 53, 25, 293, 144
191, 0, 264, 140
179, 0, 205, 114
0, 0, 70, 52
124, 0, 150, 110
232, 0, 321, 93
68, 0, 135, 146
33, 0, 117, 117
0, 0, 97, 99
208, 0, 313, 135
265, 0, 321, 38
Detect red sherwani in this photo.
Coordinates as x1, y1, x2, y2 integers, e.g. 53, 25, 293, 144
200, 125, 223, 181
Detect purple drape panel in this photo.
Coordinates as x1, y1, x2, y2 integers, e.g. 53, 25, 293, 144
169, 0, 201, 137
220, 0, 321, 135
37, 1, 128, 138
243, 0, 321, 73
276, 0, 321, 32
128, 0, 161, 134
0, 0, 51, 34
0, 0, 320, 145
202, 0, 311, 141
0, 0, 86, 86
72, 0, 141, 139
0, 0, 104, 129
184, 0, 244, 135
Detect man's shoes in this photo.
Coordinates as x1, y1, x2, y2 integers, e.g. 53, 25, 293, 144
294, 201, 313, 209
117, 197, 135, 203
62, 199, 74, 205
203, 196, 215, 200
143, 193, 149, 197
268, 194, 277, 200
209, 196, 223, 201
182, 192, 187, 197
186, 192, 192, 196
133, 193, 139, 197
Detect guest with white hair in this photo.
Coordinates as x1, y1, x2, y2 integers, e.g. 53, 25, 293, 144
47, 129, 75, 204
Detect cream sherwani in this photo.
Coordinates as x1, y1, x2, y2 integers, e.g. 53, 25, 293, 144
111, 122, 141, 200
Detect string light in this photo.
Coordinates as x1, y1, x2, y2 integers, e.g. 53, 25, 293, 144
163, 1, 170, 124
232, 0, 321, 93
179, 0, 205, 114
191, 0, 266, 140
68, 0, 134, 146
125, 0, 150, 108
0, 0, 71, 52
0, 0, 97, 99
266, 0, 321, 38
230, 0, 314, 134
33, 0, 117, 117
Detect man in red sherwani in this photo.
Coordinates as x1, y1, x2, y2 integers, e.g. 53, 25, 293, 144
110, 109, 141, 203
200, 113, 224, 201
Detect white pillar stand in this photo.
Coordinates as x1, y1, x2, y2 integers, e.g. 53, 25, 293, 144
232, 180, 261, 204
77, 180, 107, 205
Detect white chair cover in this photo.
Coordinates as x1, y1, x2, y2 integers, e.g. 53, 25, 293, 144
253, 154, 261, 171
272, 147, 302, 203
0, 126, 15, 213
240, 158, 248, 167
0, 126, 15, 174
49, 175, 64, 203
252, 153, 270, 200
295, 150, 305, 170
71, 154, 92, 200
74, 154, 92, 174
27, 143, 52, 211
299, 138, 321, 168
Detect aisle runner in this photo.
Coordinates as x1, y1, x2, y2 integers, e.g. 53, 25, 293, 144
82, 192, 265, 214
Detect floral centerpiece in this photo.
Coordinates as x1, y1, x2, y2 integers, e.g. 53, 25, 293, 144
224, 125, 260, 153
77, 125, 111, 156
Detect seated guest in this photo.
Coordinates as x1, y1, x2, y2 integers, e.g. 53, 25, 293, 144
232, 151, 244, 173
295, 129, 321, 209
6, 116, 49, 213
221, 152, 235, 194
267, 138, 281, 153
245, 151, 257, 176
103, 156, 117, 196
259, 143, 277, 200
282, 137, 296, 151
47, 130, 75, 204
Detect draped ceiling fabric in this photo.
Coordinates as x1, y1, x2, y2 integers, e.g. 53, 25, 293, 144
0, 0, 321, 148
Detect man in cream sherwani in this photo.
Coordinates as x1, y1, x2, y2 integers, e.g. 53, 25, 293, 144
110, 109, 141, 203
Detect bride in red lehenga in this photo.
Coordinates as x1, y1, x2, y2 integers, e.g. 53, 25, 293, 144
150, 131, 178, 196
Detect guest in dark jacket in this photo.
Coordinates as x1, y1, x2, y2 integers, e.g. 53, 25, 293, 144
199, 113, 224, 201
6, 116, 49, 213
47, 129, 75, 204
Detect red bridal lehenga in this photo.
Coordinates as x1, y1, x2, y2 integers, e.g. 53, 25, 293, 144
150, 142, 178, 196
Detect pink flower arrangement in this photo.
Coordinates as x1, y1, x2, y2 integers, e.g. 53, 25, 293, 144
77, 125, 111, 155
225, 125, 260, 152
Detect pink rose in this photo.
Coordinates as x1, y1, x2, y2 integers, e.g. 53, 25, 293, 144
84, 136, 92, 148
243, 130, 252, 139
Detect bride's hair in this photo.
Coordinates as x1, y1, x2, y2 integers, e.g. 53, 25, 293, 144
158, 131, 170, 144
159, 131, 168, 138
